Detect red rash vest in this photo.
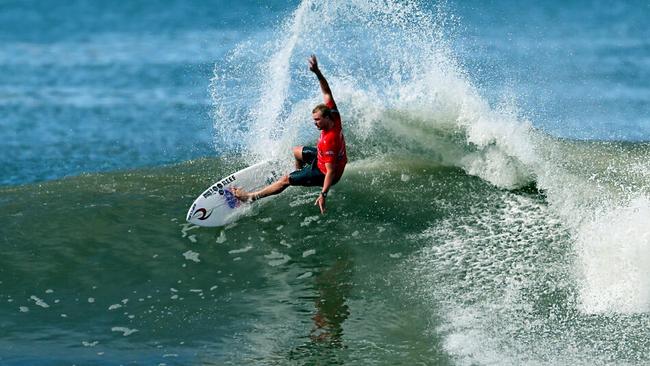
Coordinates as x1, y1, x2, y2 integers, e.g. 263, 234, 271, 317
316, 100, 347, 178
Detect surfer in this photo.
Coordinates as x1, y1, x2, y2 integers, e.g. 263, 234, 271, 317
233, 55, 347, 214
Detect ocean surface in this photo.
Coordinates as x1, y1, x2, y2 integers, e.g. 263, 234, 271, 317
2, 0, 650, 365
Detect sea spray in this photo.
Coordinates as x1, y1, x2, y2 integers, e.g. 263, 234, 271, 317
210, 0, 534, 189
576, 196, 650, 314
248, 0, 314, 160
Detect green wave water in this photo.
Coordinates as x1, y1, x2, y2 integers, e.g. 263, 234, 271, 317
2, 137, 649, 364
0, 156, 464, 364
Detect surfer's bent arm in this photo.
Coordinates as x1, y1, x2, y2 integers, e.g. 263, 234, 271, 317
309, 55, 337, 109
314, 162, 336, 214
321, 162, 336, 196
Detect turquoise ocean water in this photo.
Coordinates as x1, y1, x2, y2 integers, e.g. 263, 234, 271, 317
2, 1, 650, 364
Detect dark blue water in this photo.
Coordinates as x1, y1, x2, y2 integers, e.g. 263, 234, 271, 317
0, 0, 297, 185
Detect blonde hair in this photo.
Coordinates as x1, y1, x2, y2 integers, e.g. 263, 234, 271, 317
312, 104, 334, 119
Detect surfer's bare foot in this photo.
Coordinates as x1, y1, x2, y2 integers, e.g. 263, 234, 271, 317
232, 187, 252, 202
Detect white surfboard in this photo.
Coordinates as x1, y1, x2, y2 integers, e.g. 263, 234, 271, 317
186, 160, 281, 227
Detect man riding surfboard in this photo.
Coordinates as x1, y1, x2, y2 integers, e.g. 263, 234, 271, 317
233, 55, 347, 214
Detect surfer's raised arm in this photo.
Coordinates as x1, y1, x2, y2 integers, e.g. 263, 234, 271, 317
308, 55, 337, 109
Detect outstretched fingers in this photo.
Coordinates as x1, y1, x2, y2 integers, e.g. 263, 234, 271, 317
314, 195, 326, 214
308, 54, 319, 72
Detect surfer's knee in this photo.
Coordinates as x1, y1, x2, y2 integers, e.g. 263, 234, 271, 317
292, 146, 304, 161
278, 175, 291, 187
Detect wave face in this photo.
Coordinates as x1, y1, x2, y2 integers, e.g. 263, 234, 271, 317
2, 0, 650, 365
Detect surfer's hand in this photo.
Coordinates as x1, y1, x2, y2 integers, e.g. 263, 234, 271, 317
314, 194, 326, 214
308, 55, 319, 73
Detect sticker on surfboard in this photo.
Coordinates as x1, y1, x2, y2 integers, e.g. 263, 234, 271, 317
186, 160, 280, 227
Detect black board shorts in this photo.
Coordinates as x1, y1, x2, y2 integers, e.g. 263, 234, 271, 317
288, 146, 325, 187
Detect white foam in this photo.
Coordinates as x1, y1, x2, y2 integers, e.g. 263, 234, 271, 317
182, 250, 200, 262
253, 2, 313, 157
576, 196, 650, 314
300, 216, 319, 227
409, 192, 589, 365
111, 327, 138, 336
265, 251, 291, 267
297, 272, 312, 279
264, 251, 286, 259
30, 295, 49, 308
228, 245, 253, 254
290, 193, 320, 208
302, 249, 316, 258
180, 223, 199, 238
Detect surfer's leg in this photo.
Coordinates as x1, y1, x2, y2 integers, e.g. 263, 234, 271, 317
293, 146, 305, 170
294, 146, 317, 170
234, 175, 291, 202
254, 175, 291, 200
287, 155, 325, 188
